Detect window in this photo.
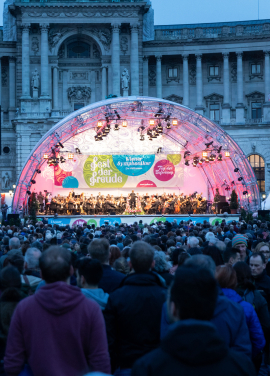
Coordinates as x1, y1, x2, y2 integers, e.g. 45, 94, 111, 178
168, 68, 178, 78
248, 154, 265, 192
67, 41, 90, 58
209, 66, 219, 76
251, 102, 262, 119
74, 103, 84, 111
251, 64, 261, 74
3, 147, 10, 154
210, 103, 220, 121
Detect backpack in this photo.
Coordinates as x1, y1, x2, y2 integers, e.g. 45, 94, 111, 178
242, 289, 256, 309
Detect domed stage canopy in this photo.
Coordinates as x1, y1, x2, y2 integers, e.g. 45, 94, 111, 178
13, 96, 260, 212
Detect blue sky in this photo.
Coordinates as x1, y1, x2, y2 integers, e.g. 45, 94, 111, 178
0, 0, 269, 26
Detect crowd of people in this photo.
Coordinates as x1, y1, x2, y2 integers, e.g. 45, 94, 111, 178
0, 216, 269, 375
36, 189, 208, 215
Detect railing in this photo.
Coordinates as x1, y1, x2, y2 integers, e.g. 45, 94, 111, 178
245, 118, 263, 124
19, 0, 141, 3
156, 22, 270, 41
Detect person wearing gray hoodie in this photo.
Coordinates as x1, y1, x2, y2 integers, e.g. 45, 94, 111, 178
77, 258, 109, 310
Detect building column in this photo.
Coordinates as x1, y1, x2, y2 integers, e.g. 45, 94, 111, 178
222, 52, 231, 124
40, 23, 50, 98
156, 55, 162, 98
91, 70, 96, 103
52, 66, 59, 113
0, 58, 2, 123
143, 56, 149, 96
130, 23, 139, 96
111, 23, 121, 97
236, 52, 245, 123
108, 65, 112, 96
182, 54, 189, 107
9, 56, 16, 121
263, 51, 270, 122
21, 23, 30, 98
195, 54, 204, 114
102, 65, 107, 99
62, 70, 69, 111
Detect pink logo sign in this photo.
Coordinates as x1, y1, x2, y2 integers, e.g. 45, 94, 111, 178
154, 160, 175, 181
72, 219, 87, 227
137, 180, 157, 188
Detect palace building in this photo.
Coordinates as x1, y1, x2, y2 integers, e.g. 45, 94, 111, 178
0, 0, 269, 197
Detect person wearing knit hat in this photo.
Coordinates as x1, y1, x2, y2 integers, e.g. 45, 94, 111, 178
232, 234, 248, 261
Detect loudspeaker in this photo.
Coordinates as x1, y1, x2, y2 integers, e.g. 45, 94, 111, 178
258, 210, 270, 218
221, 206, 231, 214
216, 202, 228, 213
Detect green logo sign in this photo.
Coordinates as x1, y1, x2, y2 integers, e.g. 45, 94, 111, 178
150, 217, 167, 224
87, 219, 98, 226
83, 155, 128, 188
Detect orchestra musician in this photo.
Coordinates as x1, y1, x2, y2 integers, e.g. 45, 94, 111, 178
41, 190, 208, 216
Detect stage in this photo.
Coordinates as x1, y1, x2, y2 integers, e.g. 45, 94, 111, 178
12, 96, 260, 214
38, 214, 240, 227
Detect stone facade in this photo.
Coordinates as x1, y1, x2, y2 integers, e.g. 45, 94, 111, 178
0, 0, 269, 197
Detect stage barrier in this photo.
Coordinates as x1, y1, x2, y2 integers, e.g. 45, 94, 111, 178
38, 215, 240, 227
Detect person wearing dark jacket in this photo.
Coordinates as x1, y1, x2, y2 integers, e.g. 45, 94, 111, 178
104, 241, 167, 375
250, 253, 270, 310
160, 255, 252, 359
132, 266, 255, 376
4, 246, 111, 376
216, 265, 265, 366
88, 238, 125, 294
234, 261, 270, 340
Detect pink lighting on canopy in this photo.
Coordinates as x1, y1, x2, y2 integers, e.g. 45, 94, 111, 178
12, 96, 260, 212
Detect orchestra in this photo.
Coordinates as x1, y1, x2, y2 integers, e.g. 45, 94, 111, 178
35, 190, 208, 215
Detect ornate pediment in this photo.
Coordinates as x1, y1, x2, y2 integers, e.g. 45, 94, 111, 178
204, 92, 223, 101
164, 94, 183, 104
246, 91, 264, 99
67, 86, 91, 102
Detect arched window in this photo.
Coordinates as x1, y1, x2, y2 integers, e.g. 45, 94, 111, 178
248, 154, 265, 192
67, 41, 90, 58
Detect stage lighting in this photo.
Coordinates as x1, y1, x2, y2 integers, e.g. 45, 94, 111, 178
102, 131, 107, 137
202, 151, 208, 158
205, 141, 213, 148
157, 147, 162, 154
217, 154, 222, 161
59, 142, 64, 149
185, 160, 189, 166
155, 107, 163, 117
104, 127, 110, 134
184, 151, 191, 158
140, 135, 145, 141
225, 187, 231, 191
209, 154, 216, 161
217, 146, 222, 153
148, 135, 153, 141
205, 157, 209, 163
114, 123, 119, 131
36, 169, 41, 174
238, 177, 243, 181
114, 110, 121, 120
166, 122, 171, 129
234, 168, 239, 172
60, 157, 66, 163
225, 151, 230, 157
122, 120, 127, 127
231, 181, 235, 185
43, 153, 49, 159
199, 159, 204, 164
68, 153, 74, 160
13, 184, 16, 189
172, 118, 178, 126
243, 191, 248, 195
149, 119, 155, 125
152, 130, 157, 138
27, 190, 31, 195
97, 120, 103, 128
31, 180, 36, 184
75, 148, 81, 154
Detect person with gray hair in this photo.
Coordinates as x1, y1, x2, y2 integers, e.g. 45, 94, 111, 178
153, 251, 173, 287
22, 248, 42, 292
104, 241, 167, 373
187, 236, 199, 248
160, 254, 252, 359
0, 237, 22, 269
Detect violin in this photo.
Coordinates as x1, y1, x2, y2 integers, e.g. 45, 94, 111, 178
144, 199, 152, 211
